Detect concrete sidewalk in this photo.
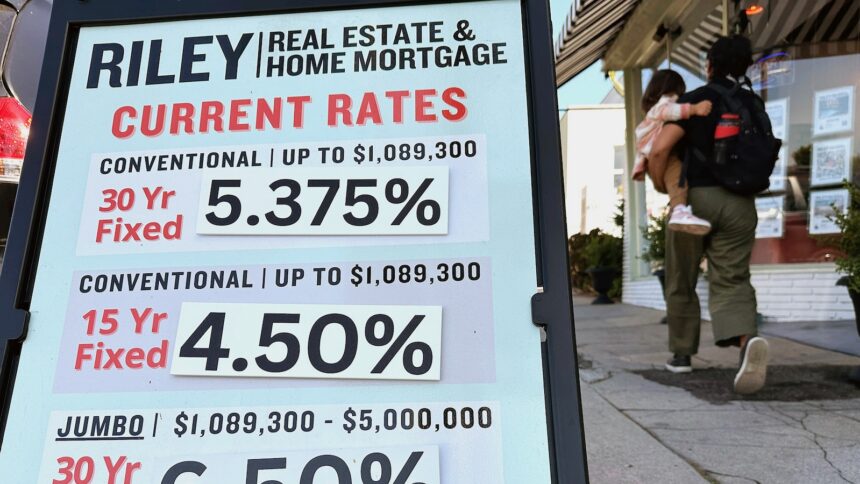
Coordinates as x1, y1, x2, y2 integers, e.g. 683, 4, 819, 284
574, 297, 860, 484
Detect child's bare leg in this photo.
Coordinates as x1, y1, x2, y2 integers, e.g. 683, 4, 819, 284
664, 157, 687, 209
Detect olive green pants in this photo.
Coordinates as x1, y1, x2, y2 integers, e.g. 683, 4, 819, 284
665, 186, 758, 355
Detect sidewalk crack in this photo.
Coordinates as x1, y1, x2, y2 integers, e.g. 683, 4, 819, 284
799, 412, 855, 484
703, 469, 762, 484
768, 405, 855, 484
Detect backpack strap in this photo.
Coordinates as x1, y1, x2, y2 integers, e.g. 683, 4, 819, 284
705, 82, 743, 112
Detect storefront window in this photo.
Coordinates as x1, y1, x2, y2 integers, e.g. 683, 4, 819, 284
636, 45, 858, 267
752, 46, 859, 264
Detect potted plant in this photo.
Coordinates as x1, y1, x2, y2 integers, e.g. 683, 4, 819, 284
568, 229, 601, 294
831, 180, 859, 383
583, 231, 623, 305
833, 180, 860, 328
641, 210, 669, 322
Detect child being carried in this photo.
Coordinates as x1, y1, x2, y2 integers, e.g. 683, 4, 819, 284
633, 69, 712, 235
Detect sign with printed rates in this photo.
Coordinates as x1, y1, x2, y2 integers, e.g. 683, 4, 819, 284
0, 1, 586, 483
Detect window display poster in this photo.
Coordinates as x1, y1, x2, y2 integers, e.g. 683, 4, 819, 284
755, 195, 784, 238
765, 98, 788, 142
0, 1, 568, 482
811, 137, 852, 186
769, 147, 788, 192
750, 52, 795, 92
813, 86, 854, 136
809, 189, 849, 235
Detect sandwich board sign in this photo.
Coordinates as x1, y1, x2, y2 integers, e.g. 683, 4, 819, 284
0, 0, 588, 482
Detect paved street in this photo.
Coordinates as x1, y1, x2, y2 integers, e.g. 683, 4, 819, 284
574, 297, 860, 484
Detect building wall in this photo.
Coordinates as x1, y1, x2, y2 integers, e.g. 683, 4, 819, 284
623, 264, 855, 322
559, 105, 626, 237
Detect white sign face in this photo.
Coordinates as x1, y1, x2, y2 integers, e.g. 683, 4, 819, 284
811, 137, 852, 186
809, 189, 849, 235
0, 2, 555, 483
755, 195, 784, 239
813, 86, 854, 136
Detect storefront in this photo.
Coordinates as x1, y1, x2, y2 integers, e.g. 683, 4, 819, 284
556, 0, 859, 322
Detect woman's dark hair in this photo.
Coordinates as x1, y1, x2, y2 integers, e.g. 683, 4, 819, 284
707, 35, 754, 79
641, 70, 686, 112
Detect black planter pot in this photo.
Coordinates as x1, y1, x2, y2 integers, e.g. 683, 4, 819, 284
587, 267, 617, 305
654, 269, 668, 324
849, 290, 860, 337
836, 276, 860, 385
836, 276, 860, 337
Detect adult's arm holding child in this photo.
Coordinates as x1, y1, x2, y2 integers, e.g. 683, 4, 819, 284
653, 100, 711, 123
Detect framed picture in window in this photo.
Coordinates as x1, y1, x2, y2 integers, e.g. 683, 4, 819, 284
809, 189, 848, 235
765, 98, 788, 142
811, 137, 852, 187
755, 195, 784, 238
813, 86, 854, 136
768, 147, 788, 192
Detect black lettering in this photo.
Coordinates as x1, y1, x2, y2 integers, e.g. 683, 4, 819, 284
180, 36, 213, 83
146, 39, 176, 85
87, 43, 124, 88
268, 32, 285, 52
56, 416, 72, 438
127, 41, 144, 87
217, 33, 253, 80
162, 461, 206, 484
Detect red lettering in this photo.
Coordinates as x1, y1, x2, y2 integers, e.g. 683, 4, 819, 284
415, 89, 437, 122
199, 101, 224, 133
143, 222, 161, 240
228, 99, 252, 131
442, 87, 467, 121
94, 215, 182, 244
140, 104, 166, 137
74, 340, 168, 370
74, 343, 94, 370
256, 97, 282, 131
327, 94, 352, 126
125, 348, 145, 369
96, 219, 113, 243
385, 90, 410, 124
120, 223, 142, 242
287, 95, 311, 128
356, 92, 382, 125
169, 103, 195, 135
112, 106, 136, 139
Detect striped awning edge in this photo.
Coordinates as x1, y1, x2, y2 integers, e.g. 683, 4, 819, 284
670, 0, 857, 78
554, 0, 641, 86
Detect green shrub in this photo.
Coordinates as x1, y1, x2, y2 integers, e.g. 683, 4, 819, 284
640, 211, 668, 271
568, 229, 600, 292
583, 232, 623, 270
568, 229, 623, 298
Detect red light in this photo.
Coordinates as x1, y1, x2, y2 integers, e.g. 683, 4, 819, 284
0, 97, 31, 180
745, 5, 765, 15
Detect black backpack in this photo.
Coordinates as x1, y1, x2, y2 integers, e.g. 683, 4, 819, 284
688, 80, 782, 196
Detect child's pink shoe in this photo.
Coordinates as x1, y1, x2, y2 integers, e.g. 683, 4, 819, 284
668, 205, 712, 235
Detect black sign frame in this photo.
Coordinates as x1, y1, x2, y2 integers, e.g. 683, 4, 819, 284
0, 0, 588, 481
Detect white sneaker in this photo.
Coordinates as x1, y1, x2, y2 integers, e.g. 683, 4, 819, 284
734, 337, 769, 394
668, 205, 712, 235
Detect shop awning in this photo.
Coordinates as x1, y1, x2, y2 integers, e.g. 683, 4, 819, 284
670, 0, 852, 76
554, 0, 640, 86
556, 0, 858, 85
